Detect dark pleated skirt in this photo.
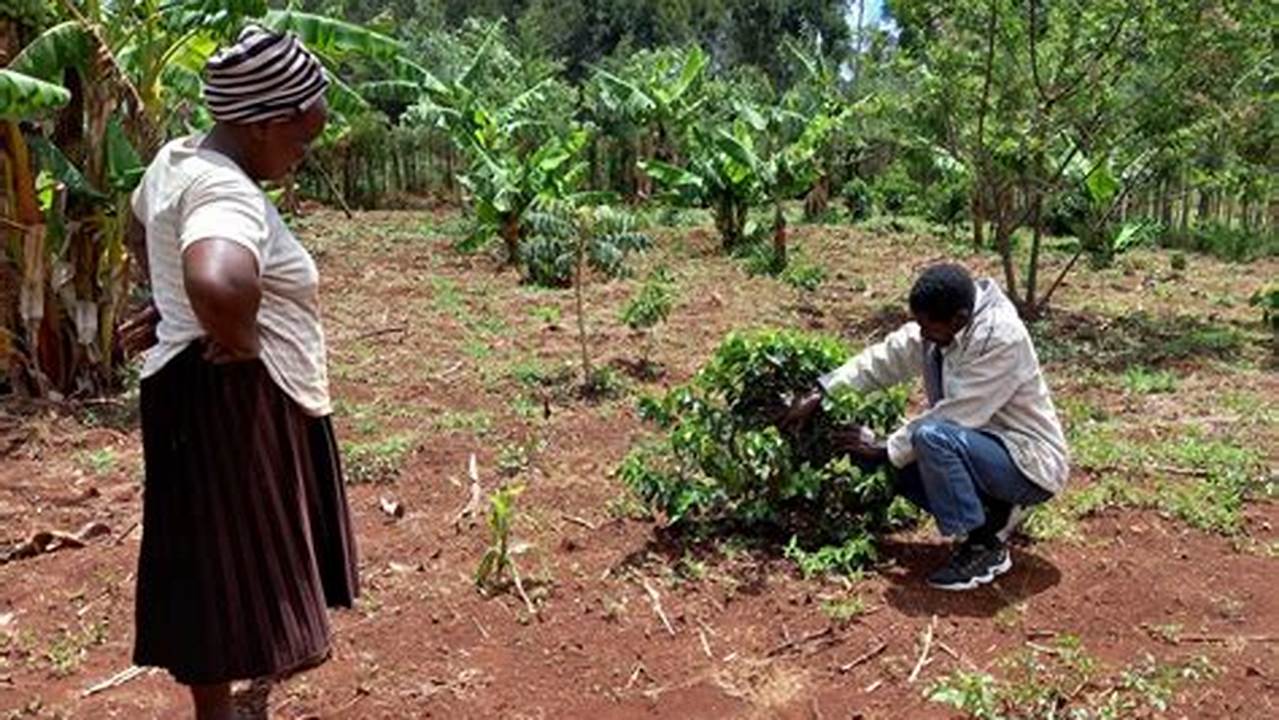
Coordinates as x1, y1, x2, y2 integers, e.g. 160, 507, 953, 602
133, 342, 358, 686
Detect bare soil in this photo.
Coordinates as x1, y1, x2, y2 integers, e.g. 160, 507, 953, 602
2, 210, 1276, 719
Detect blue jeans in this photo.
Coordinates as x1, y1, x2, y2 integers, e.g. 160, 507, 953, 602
895, 420, 1052, 538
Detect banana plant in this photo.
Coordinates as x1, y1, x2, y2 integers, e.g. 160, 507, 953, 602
0, 69, 70, 392
780, 38, 848, 220
409, 23, 585, 264
2, 0, 267, 394
753, 105, 843, 269
454, 117, 592, 263
644, 102, 840, 263
587, 46, 709, 198
3, 1, 410, 395
643, 120, 765, 251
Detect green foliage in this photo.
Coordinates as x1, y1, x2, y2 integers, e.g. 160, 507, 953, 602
890, 0, 1275, 314
342, 434, 415, 484
406, 20, 585, 261
870, 162, 921, 216
1162, 223, 1279, 264
928, 637, 1219, 720
42, 620, 110, 678
839, 177, 872, 221
75, 448, 118, 477
818, 593, 867, 624
645, 97, 842, 253
929, 670, 1003, 720
530, 304, 562, 326
780, 256, 826, 292
263, 10, 403, 60
1120, 366, 1177, 395
737, 237, 824, 290
474, 483, 525, 589
621, 267, 676, 332
1033, 426, 1266, 540
587, 45, 709, 140
620, 329, 909, 572
1252, 284, 1279, 333
520, 201, 650, 288
0, 69, 71, 119
784, 534, 876, 579
1031, 311, 1244, 371
497, 438, 543, 477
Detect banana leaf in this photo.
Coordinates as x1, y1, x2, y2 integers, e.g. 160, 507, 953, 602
6, 21, 92, 83
0, 70, 72, 120
262, 10, 402, 61
104, 117, 144, 194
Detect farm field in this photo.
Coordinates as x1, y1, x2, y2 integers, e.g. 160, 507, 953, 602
2, 209, 1276, 719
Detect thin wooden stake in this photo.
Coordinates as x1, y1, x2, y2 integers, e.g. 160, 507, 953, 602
697, 628, 713, 659
562, 514, 597, 531
937, 640, 979, 671
452, 454, 483, 529
510, 563, 537, 616
642, 579, 675, 636
1179, 634, 1278, 644
625, 663, 646, 689
83, 666, 147, 697
839, 640, 888, 673
908, 615, 938, 684
308, 157, 355, 219
766, 626, 836, 658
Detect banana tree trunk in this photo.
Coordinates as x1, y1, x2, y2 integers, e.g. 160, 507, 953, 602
635, 132, 655, 201
2, 121, 49, 395
804, 175, 830, 220
500, 212, 521, 265
715, 196, 740, 250
772, 201, 787, 271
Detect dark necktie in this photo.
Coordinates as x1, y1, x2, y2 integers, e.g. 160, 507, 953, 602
931, 345, 945, 402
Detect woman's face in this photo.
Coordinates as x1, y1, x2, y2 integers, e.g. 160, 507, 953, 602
242, 99, 328, 182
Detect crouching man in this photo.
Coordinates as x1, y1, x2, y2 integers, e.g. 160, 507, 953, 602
782, 263, 1068, 590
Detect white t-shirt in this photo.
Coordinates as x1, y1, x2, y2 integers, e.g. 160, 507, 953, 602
131, 135, 332, 417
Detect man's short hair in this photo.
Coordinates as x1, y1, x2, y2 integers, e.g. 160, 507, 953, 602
909, 263, 976, 321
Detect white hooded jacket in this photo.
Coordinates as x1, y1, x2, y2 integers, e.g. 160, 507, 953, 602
819, 279, 1070, 494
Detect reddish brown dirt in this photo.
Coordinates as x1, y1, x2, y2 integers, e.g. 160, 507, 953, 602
2, 210, 1276, 719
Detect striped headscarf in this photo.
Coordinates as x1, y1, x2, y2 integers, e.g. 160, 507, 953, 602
204, 26, 329, 125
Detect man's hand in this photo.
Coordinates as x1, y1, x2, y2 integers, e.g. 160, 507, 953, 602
778, 388, 823, 433
830, 426, 889, 465
117, 302, 160, 359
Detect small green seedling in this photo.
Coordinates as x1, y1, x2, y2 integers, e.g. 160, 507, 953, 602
475, 484, 537, 613
620, 267, 676, 374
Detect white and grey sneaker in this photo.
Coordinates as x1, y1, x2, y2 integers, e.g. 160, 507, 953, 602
927, 540, 1012, 591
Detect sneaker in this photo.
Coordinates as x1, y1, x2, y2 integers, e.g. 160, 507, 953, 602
927, 539, 1012, 591
997, 504, 1033, 543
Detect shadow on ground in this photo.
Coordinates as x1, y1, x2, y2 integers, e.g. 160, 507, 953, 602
878, 538, 1061, 619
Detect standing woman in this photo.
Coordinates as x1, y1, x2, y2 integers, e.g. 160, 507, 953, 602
128, 27, 358, 719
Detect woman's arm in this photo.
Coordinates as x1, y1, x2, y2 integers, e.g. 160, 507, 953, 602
182, 238, 261, 362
